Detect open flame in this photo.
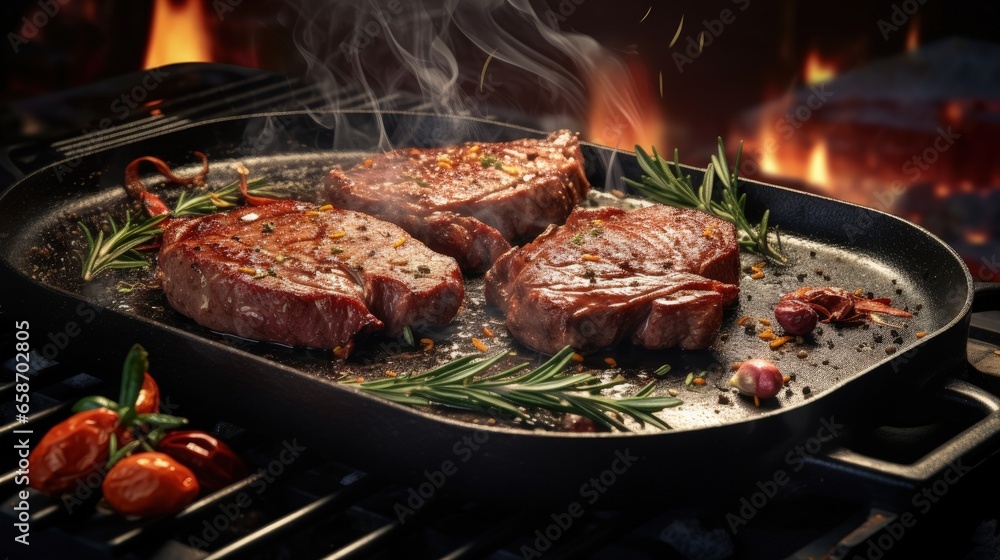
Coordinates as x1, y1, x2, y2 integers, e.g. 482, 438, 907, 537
906, 18, 920, 52
585, 59, 665, 150
803, 50, 837, 85
806, 140, 831, 188
143, 0, 214, 69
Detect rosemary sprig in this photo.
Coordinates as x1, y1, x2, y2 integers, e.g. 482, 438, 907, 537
78, 212, 166, 281
624, 138, 786, 263
172, 177, 278, 217
352, 346, 682, 432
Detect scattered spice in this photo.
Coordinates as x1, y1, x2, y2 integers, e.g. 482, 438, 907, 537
330, 230, 346, 239
769, 336, 793, 349
480, 155, 498, 168
437, 161, 453, 170
472, 338, 488, 352
385, 370, 398, 378
466, 145, 480, 154
751, 271, 765, 280
482, 326, 496, 338
261, 221, 276, 233
758, 328, 776, 341
758, 317, 771, 326
501, 165, 521, 176
392, 237, 407, 249
570, 232, 585, 245
702, 228, 714, 238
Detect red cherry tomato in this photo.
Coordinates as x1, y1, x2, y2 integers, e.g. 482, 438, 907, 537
134, 373, 160, 414
102, 452, 199, 517
28, 408, 122, 495
156, 431, 248, 492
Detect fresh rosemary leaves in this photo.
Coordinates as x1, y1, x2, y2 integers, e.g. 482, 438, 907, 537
78, 212, 166, 282
172, 177, 276, 217
625, 138, 786, 263
352, 346, 681, 432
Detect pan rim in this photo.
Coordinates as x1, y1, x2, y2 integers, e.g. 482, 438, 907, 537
0, 109, 976, 440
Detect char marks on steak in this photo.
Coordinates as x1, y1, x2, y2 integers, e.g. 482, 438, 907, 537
485, 205, 740, 355
158, 200, 463, 357
323, 130, 590, 272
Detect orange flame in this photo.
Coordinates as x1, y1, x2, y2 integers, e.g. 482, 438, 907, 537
906, 18, 920, 52
806, 140, 830, 188
586, 59, 665, 150
143, 0, 213, 69
803, 50, 837, 85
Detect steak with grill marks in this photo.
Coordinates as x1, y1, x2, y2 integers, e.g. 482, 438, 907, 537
323, 130, 590, 272
485, 205, 740, 355
157, 200, 463, 358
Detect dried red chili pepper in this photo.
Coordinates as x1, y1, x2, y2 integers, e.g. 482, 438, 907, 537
28, 408, 122, 495
779, 287, 912, 326
157, 431, 248, 492
102, 452, 199, 517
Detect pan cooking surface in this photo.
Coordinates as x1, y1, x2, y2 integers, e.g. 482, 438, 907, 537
13, 148, 945, 433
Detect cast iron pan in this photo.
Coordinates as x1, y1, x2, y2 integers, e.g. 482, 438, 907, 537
1, 111, 996, 502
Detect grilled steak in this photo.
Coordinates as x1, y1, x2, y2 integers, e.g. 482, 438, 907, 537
323, 130, 590, 272
485, 205, 740, 355
158, 200, 463, 357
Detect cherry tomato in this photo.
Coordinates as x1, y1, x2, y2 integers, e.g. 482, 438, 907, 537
157, 431, 248, 492
102, 452, 199, 517
28, 408, 122, 494
134, 373, 160, 415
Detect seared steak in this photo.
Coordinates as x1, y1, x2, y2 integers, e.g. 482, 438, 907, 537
485, 205, 740, 354
323, 130, 590, 272
158, 200, 463, 357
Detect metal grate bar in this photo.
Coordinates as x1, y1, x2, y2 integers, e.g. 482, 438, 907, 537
204, 473, 383, 560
